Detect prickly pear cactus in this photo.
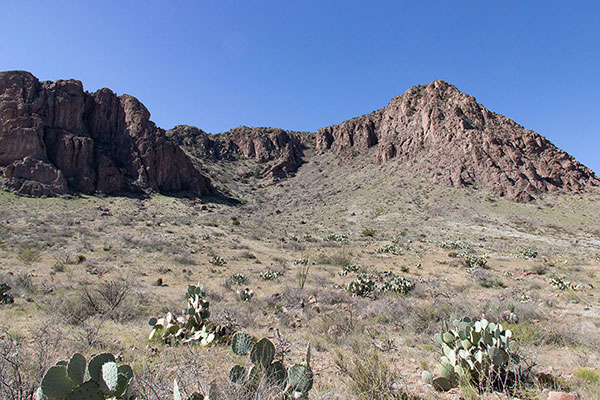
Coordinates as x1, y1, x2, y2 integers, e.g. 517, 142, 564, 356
227, 333, 313, 399
36, 352, 134, 400
237, 288, 254, 302
423, 317, 517, 392
0, 282, 14, 304
148, 283, 232, 346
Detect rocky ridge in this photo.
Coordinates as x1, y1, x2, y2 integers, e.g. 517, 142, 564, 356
0, 71, 211, 197
166, 125, 306, 178
316, 80, 598, 201
0, 71, 597, 202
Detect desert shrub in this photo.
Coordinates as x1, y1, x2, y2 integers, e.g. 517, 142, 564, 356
361, 227, 376, 238
81, 279, 135, 322
336, 344, 417, 400
574, 368, 599, 387
228, 273, 249, 286
296, 264, 310, 289
470, 269, 505, 288
209, 256, 226, 266
17, 246, 41, 264
173, 254, 197, 265
0, 326, 65, 400
316, 251, 352, 266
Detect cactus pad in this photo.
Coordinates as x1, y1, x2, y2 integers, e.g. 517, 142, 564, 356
250, 338, 275, 368
231, 332, 253, 356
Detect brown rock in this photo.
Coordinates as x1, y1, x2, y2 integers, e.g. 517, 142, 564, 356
1, 156, 67, 196
166, 125, 306, 178
316, 80, 598, 201
0, 70, 212, 197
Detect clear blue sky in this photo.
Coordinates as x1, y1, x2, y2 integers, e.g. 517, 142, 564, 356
1, 1, 599, 173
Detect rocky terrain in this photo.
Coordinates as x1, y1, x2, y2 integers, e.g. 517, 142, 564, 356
166, 125, 307, 179
0, 71, 599, 400
1, 71, 598, 204
0, 71, 211, 197
316, 80, 598, 202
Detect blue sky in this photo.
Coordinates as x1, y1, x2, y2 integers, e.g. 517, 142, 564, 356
1, 1, 599, 172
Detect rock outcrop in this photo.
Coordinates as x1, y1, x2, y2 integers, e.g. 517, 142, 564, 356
1, 71, 597, 202
0, 71, 211, 196
166, 125, 305, 178
316, 80, 598, 201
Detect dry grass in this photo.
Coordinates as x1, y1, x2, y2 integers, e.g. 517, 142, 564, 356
0, 162, 599, 399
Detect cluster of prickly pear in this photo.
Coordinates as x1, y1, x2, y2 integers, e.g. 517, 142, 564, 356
0, 282, 14, 304
345, 271, 415, 297
149, 283, 232, 345
36, 353, 134, 400
228, 332, 313, 399
379, 273, 414, 295
338, 264, 361, 277
237, 288, 254, 302
293, 258, 309, 266
521, 247, 538, 259
259, 270, 282, 280
440, 240, 470, 250
550, 274, 581, 291
345, 273, 377, 297
422, 317, 516, 392
323, 233, 348, 242
458, 253, 488, 269
376, 243, 401, 255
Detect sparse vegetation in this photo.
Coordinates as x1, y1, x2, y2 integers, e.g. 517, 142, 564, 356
0, 174, 597, 400
0, 283, 14, 304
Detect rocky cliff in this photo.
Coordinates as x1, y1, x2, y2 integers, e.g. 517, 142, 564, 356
0, 71, 212, 197
1, 71, 597, 202
166, 125, 306, 178
316, 80, 598, 201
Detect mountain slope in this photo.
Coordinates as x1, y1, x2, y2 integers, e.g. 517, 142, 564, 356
316, 80, 598, 201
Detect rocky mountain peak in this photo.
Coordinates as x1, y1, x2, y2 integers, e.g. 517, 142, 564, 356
316, 81, 598, 201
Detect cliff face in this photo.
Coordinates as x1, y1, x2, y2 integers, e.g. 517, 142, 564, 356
166, 125, 306, 178
316, 80, 598, 201
0, 71, 211, 197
